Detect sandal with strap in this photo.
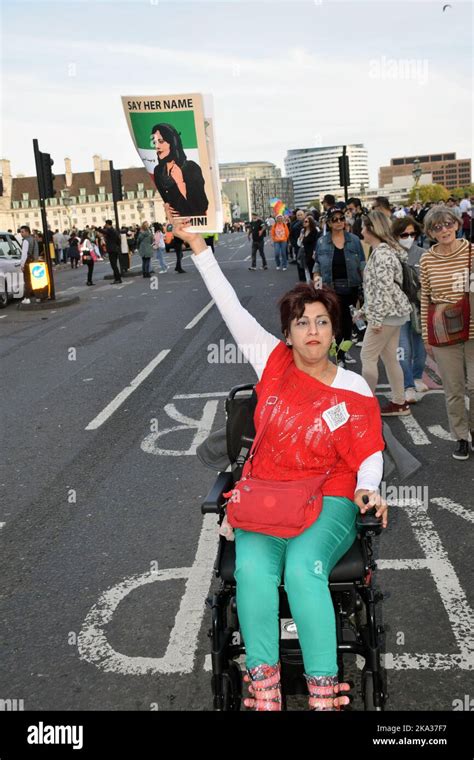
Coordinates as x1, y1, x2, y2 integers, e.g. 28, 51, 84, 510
305, 674, 351, 711
243, 663, 282, 711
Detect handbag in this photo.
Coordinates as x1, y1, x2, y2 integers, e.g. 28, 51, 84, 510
427, 243, 471, 347
225, 366, 332, 538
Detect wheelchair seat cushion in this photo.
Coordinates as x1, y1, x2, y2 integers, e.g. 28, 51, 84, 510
218, 536, 366, 584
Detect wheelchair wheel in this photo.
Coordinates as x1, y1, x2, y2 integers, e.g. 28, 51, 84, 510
222, 662, 242, 711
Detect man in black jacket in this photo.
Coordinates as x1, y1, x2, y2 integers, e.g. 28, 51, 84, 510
103, 220, 122, 283
347, 197, 364, 239
247, 213, 267, 270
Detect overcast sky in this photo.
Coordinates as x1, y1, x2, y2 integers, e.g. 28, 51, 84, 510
1, 0, 472, 187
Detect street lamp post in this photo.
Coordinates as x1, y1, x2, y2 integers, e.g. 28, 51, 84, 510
412, 158, 422, 203
62, 189, 73, 231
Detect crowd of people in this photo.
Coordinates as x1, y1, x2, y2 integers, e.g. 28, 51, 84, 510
244, 193, 473, 458
14, 193, 474, 461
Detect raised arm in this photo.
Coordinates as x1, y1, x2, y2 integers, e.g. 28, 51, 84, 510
166, 207, 280, 378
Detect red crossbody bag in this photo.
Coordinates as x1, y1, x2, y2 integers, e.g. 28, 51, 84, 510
225, 366, 332, 538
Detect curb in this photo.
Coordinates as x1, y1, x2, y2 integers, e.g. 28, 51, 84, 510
17, 295, 81, 311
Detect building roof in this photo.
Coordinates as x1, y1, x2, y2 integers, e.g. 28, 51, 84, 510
11, 167, 155, 202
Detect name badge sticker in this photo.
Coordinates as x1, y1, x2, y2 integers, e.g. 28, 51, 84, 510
322, 402, 350, 432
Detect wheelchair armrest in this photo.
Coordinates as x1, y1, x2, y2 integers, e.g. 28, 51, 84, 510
356, 507, 383, 536
201, 471, 234, 514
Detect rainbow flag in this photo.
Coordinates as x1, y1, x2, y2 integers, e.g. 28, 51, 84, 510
270, 198, 288, 217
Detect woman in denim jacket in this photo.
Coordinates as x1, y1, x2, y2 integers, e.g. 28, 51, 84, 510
312, 206, 366, 366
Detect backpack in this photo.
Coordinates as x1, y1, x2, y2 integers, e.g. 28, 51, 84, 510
400, 261, 421, 304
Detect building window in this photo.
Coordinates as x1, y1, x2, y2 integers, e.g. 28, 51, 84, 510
137, 191, 145, 199
21, 200, 29, 208
98, 193, 106, 202
50, 198, 57, 206
146, 189, 154, 198
92, 217, 97, 222
91, 207, 96, 212
130, 214, 135, 219
12, 201, 20, 209
82, 209, 86, 214
129, 204, 134, 209
99, 186, 105, 194
107, 193, 113, 201
137, 183, 144, 191
88, 195, 96, 203
79, 188, 86, 196
31, 199, 38, 207
22, 192, 29, 200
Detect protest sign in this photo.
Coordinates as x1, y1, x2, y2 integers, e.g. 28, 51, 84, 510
122, 93, 222, 233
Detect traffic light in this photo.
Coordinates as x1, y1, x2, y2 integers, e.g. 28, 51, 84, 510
338, 154, 350, 188
40, 152, 55, 198
111, 166, 123, 202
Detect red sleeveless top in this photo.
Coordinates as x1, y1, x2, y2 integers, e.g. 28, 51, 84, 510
252, 341, 384, 500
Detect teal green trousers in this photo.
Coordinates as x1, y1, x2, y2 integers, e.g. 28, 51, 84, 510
234, 496, 358, 676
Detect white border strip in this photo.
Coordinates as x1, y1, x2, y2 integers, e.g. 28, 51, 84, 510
184, 300, 214, 330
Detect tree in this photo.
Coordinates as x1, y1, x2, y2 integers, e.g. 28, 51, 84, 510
408, 183, 449, 204
307, 199, 321, 211
450, 184, 474, 198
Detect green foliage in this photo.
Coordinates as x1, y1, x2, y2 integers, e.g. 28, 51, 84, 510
329, 339, 353, 357
449, 184, 474, 198
408, 184, 449, 204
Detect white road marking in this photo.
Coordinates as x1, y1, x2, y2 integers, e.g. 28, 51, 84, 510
78, 513, 218, 675
85, 349, 170, 430
173, 392, 229, 399
0, 522, 5, 529
381, 498, 474, 670
398, 414, 431, 445
0, 315, 7, 319
431, 497, 474, 524
427, 425, 454, 441
184, 300, 214, 330
141, 400, 219, 456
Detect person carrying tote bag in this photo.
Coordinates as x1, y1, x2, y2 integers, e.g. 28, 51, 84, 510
420, 207, 474, 460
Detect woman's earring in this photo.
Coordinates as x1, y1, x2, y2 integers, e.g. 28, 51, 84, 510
286, 338, 292, 347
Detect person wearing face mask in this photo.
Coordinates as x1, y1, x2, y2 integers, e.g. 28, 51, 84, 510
392, 217, 428, 404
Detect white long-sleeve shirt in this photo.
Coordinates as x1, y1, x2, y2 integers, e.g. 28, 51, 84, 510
192, 247, 384, 492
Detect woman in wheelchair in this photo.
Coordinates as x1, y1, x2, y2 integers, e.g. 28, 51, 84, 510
166, 207, 388, 712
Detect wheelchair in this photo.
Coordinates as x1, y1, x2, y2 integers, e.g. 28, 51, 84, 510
201, 383, 388, 712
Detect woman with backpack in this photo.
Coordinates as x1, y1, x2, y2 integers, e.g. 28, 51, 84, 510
68, 233, 81, 269
391, 217, 428, 404
360, 211, 412, 416
136, 221, 154, 278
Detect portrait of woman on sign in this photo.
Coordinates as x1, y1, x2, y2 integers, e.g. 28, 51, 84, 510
152, 122, 209, 217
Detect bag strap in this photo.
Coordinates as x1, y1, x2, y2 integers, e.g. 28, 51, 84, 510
245, 362, 293, 477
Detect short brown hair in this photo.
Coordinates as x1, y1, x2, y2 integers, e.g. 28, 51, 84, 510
391, 215, 421, 238
278, 283, 341, 338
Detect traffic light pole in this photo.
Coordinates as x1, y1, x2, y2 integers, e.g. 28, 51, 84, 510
33, 138, 55, 299
109, 161, 121, 230
342, 145, 348, 203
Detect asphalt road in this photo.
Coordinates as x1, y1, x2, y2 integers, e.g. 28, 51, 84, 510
0, 232, 473, 712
